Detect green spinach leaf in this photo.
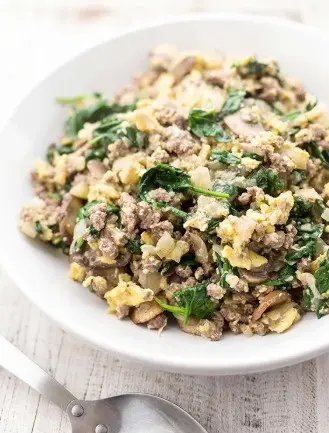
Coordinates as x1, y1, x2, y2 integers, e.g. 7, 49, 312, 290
218, 88, 246, 119
90, 116, 147, 151
46, 144, 74, 163
286, 241, 316, 264
291, 196, 313, 218
216, 254, 235, 289
249, 167, 283, 196
282, 100, 317, 122
160, 253, 198, 276
138, 164, 229, 202
289, 169, 306, 186
264, 263, 296, 287
314, 258, 329, 295
304, 140, 329, 170
286, 219, 324, 264
188, 108, 231, 142
62, 95, 137, 138
35, 221, 43, 234
317, 299, 329, 319
242, 151, 263, 161
126, 239, 142, 254
211, 149, 241, 165
52, 237, 70, 255
155, 281, 216, 323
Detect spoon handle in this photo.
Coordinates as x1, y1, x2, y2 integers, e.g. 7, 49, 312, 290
0, 335, 75, 411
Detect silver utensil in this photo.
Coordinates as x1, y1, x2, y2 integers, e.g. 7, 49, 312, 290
0, 336, 207, 433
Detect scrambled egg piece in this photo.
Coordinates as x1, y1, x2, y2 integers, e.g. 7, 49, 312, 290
222, 245, 268, 270
69, 262, 87, 282
88, 183, 120, 202
282, 144, 309, 170
35, 159, 53, 182
112, 154, 144, 185
174, 69, 225, 110
121, 108, 163, 133
70, 183, 89, 200
240, 157, 262, 171
155, 233, 189, 262
294, 188, 322, 202
217, 214, 257, 253
184, 196, 229, 232
105, 274, 153, 313
83, 276, 107, 292
141, 231, 154, 245
261, 302, 300, 333
259, 191, 294, 225
189, 166, 212, 189
184, 212, 209, 232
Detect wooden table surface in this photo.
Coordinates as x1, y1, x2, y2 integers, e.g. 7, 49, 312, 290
1, 1, 329, 432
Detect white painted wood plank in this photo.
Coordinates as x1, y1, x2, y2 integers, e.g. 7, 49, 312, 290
1, 2, 329, 433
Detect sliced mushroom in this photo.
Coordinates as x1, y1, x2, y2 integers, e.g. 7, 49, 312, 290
87, 160, 107, 180
185, 232, 208, 265
69, 251, 88, 267
252, 290, 291, 322
239, 268, 269, 285
204, 69, 228, 87
88, 267, 124, 293
130, 299, 164, 324
172, 55, 196, 84
224, 111, 264, 137
147, 313, 168, 330
59, 194, 83, 240
86, 249, 131, 269
178, 312, 224, 341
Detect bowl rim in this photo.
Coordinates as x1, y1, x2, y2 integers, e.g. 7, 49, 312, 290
2, 12, 329, 375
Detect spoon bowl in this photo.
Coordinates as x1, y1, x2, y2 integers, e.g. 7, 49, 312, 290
0, 336, 207, 433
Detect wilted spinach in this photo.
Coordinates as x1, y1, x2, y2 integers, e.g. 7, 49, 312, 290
291, 196, 313, 218
317, 299, 329, 319
242, 151, 263, 161
46, 144, 74, 163
248, 167, 283, 196
156, 281, 216, 323
188, 108, 231, 142
160, 253, 198, 276
303, 254, 329, 318
211, 149, 241, 165
35, 221, 43, 234
126, 239, 142, 254
304, 140, 329, 170
216, 254, 235, 289
233, 58, 281, 81
138, 164, 230, 202
289, 169, 307, 186
217, 88, 246, 120
264, 263, 296, 287
286, 219, 324, 264
91, 116, 147, 149
52, 237, 70, 255
282, 100, 317, 122
58, 93, 137, 138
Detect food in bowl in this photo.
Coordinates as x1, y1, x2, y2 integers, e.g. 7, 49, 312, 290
19, 44, 329, 341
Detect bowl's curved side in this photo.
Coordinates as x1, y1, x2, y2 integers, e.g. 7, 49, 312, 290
1, 13, 329, 375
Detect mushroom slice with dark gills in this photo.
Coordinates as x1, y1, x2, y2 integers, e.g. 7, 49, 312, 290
59, 194, 83, 240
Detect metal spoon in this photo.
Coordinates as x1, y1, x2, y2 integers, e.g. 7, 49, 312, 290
0, 336, 207, 433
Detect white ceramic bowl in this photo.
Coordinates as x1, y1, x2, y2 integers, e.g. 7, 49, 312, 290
1, 14, 329, 375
